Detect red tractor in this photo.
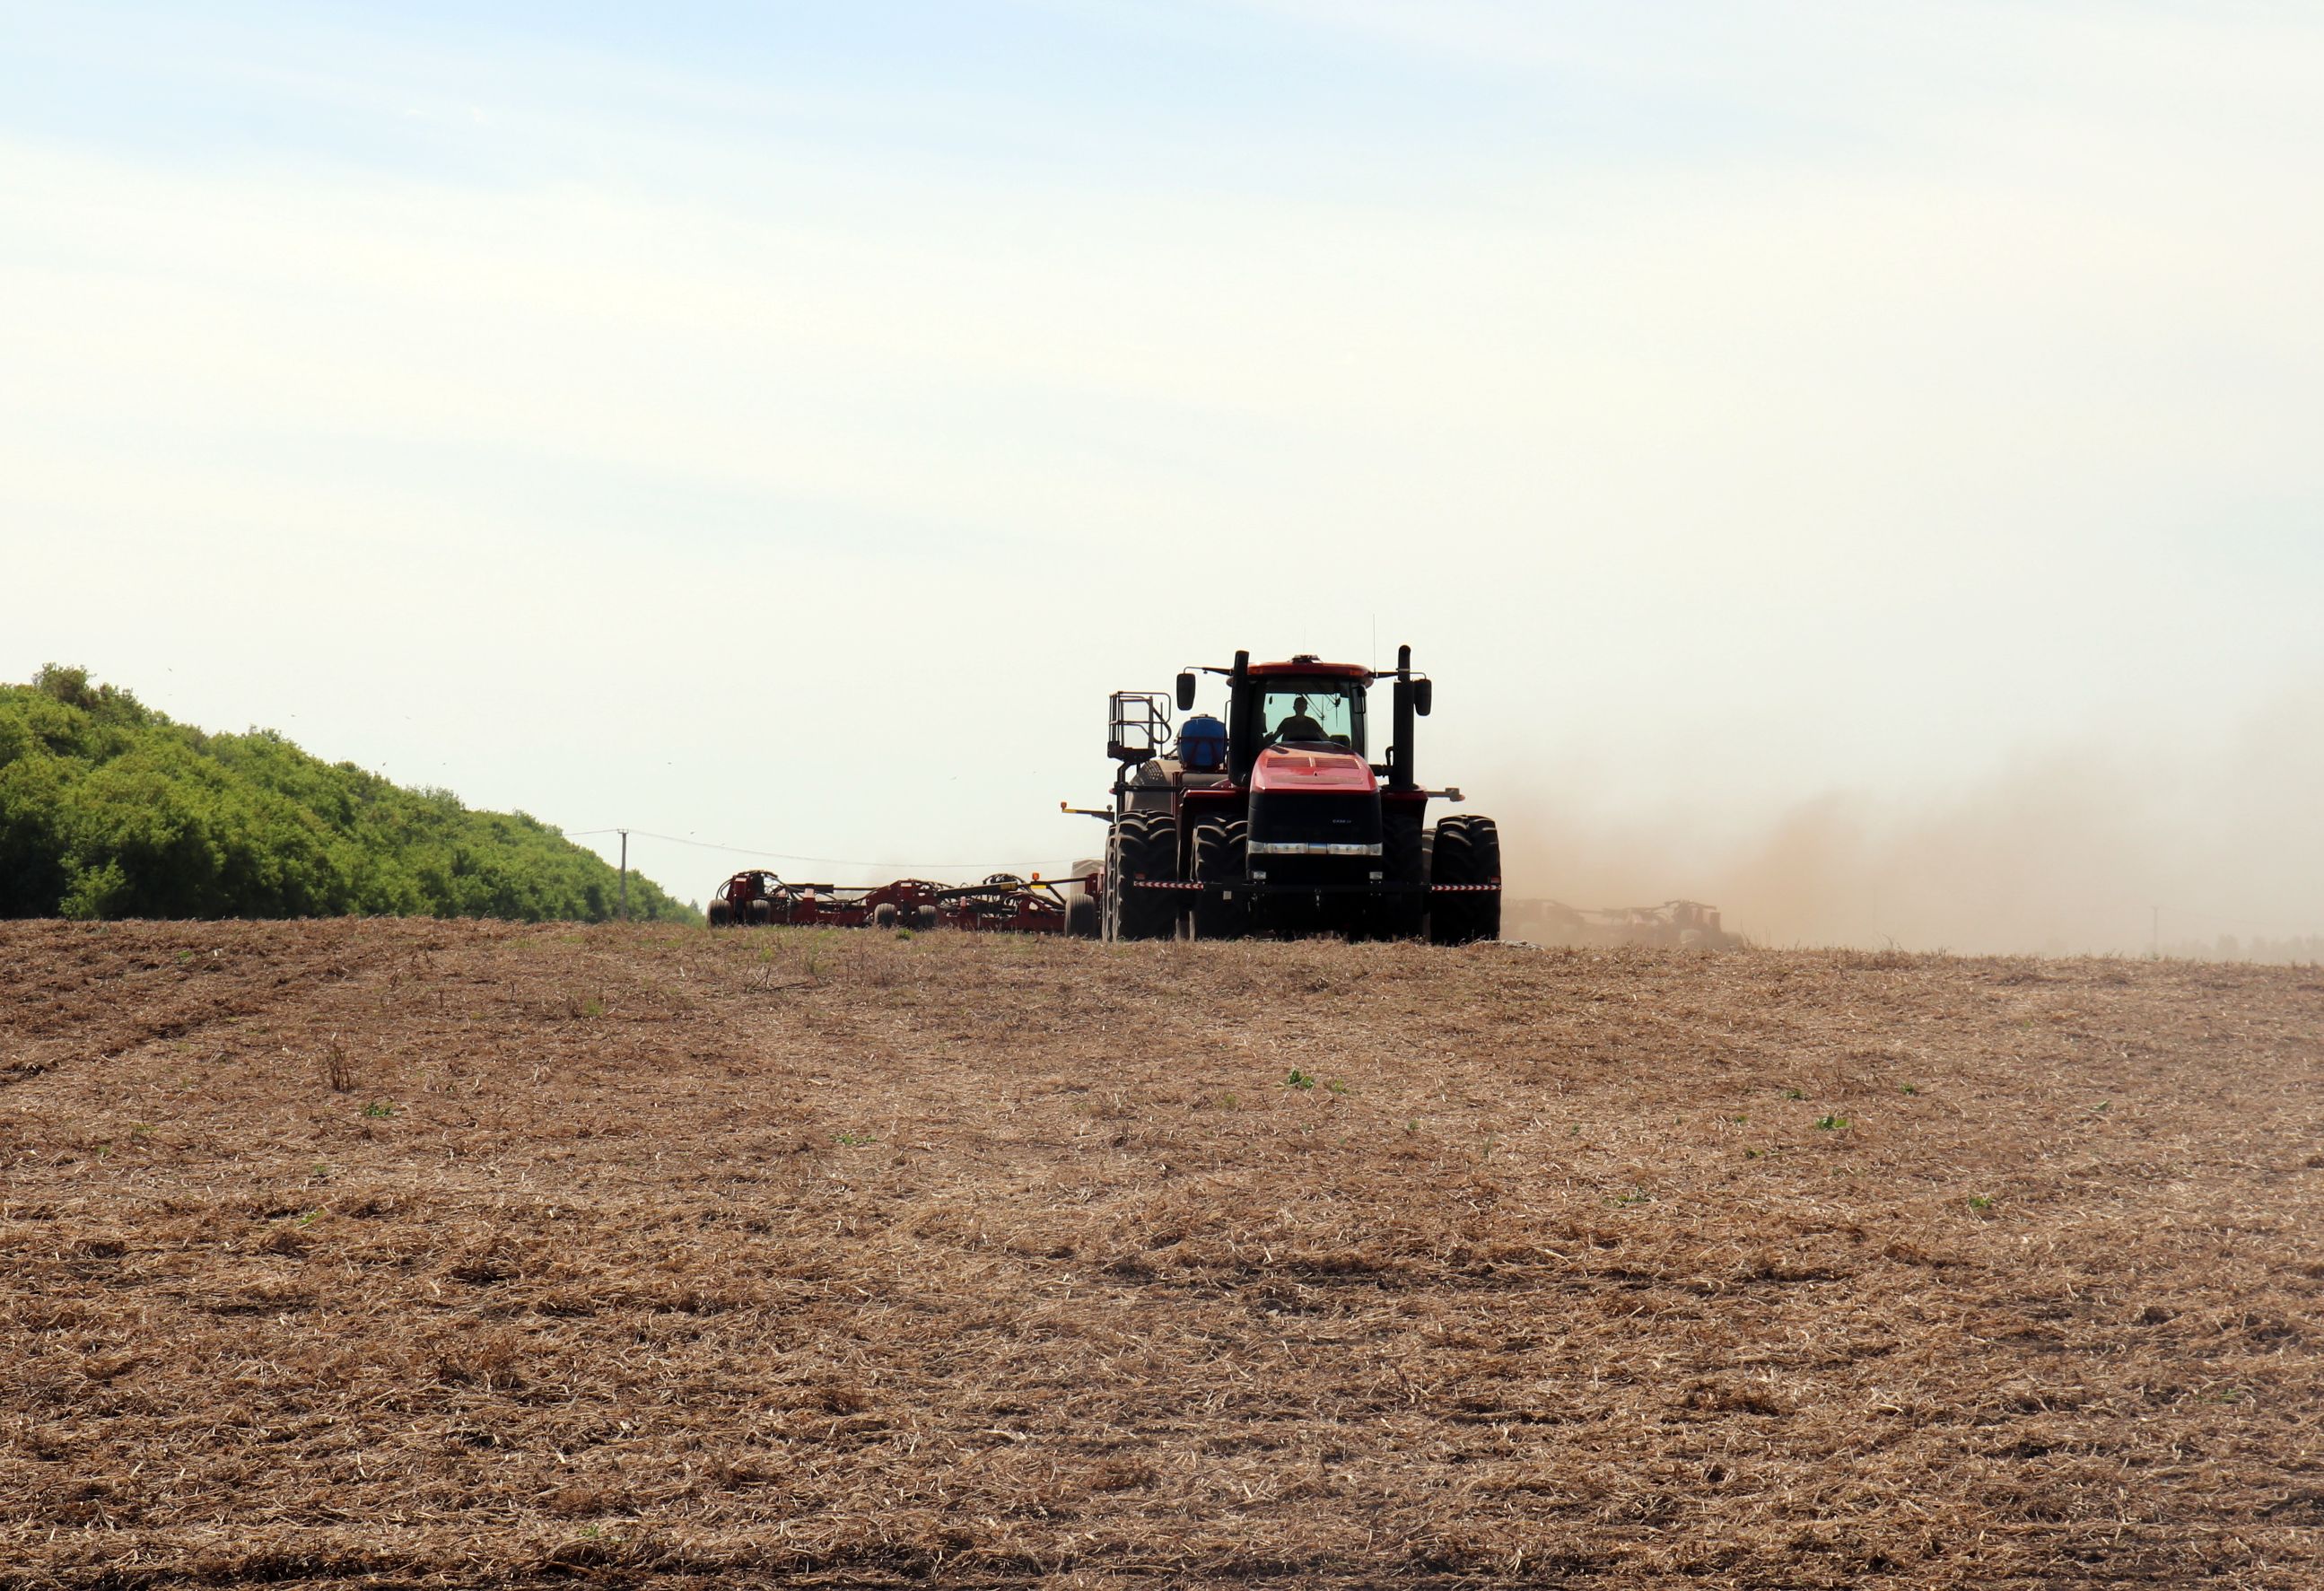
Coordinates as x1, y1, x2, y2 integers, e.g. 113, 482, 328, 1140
1083, 646, 1499, 942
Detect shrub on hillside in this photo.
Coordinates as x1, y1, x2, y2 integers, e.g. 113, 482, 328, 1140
0, 666, 690, 922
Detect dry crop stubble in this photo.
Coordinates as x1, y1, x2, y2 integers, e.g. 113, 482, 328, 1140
1, 919, 2320, 1587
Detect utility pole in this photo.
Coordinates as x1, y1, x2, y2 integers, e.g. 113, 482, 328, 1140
619, 829, 630, 922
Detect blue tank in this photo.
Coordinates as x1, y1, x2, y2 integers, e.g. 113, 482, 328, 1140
1178, 713, 1228, 771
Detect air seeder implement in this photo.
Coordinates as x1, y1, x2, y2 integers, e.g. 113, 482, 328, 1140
705, 870, 1094, 935
1076, 646, 1500, 942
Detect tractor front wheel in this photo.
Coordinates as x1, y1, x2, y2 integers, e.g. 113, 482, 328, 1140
1105, 813, 1182, 940
1428, 815, 1503, 944
1191, 820, 1249, 940
1371, 812, 1427, 940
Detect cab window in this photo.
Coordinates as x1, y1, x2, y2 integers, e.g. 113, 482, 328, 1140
1260, 679, 1364, 752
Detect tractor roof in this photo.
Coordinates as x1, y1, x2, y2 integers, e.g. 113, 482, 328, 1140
1247, 655, 1372, 680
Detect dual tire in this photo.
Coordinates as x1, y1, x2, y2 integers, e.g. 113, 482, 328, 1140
1104, 812, 1181, 941
1428, 815, 1503, 945
1191, 820, 1249, 940
1370, 813, 1428, 940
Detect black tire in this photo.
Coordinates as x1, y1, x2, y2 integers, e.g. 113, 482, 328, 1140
1107, 813, 1182, 940
872, 902, 899, 931
1064, 893, 1099, 939
1372, 810, 1427, 940
1101, 817, 1131, 941
1427, 818, 1472, 944
1466, 816, 1502, 942
1191, 820, 1249, 940
707, 899, 733, 929
1064, 857, 1102, 940
748, 897, 773, 926
913, 904, 941, 931
1428, 815, 1502, 944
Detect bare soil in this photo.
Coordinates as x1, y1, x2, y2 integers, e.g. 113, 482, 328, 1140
3, 920, 2320, 1588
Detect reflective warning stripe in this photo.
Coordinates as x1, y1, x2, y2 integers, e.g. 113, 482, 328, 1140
1126, 879, 1499, 892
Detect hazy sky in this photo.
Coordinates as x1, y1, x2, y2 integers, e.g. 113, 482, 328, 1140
6, 3, 2321, 938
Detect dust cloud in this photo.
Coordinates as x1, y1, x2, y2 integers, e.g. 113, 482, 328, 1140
1496, 682, 2324, 959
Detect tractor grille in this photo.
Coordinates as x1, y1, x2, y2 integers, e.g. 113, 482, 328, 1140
1247, 791, 1381, 853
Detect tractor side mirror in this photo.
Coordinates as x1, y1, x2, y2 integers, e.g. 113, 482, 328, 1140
1413, 678, 1433, 716
1175, 672, 1197, 711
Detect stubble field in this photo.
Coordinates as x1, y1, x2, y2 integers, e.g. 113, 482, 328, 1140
2, 919, 2320, 1588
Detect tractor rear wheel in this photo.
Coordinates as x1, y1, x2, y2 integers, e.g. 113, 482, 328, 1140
1106, 813, 1182, 940
1191, 820, 1249, 940
1428, 815, 1503, 944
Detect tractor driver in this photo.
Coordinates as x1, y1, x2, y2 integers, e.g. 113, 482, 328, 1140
1272, 695, 1328, 743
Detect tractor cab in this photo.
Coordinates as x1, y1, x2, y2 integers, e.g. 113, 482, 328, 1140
1251, 670, 1366, 753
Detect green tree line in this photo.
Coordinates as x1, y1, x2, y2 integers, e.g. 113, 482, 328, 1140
0, 666, 693, 922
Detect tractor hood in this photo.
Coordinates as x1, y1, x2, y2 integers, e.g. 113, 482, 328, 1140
1251, 744, 1376, 794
